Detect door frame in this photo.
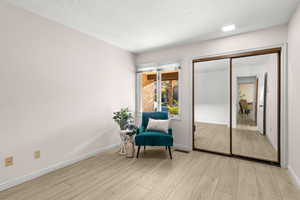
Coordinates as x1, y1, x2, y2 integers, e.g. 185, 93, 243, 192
255, 77, 259, 126
192, 47, 281, 166
263, 72, 268, 135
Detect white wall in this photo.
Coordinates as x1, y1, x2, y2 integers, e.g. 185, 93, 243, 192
239, 83, 255, 103
257, 74, 266, 133
0, 2, 135, 188
265, 55, 278, 151
136, 25, 287, 152
194, 68, 229, 125
288, 4, 300, 186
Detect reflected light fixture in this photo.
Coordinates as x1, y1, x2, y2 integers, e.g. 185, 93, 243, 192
222, 24, 236, 32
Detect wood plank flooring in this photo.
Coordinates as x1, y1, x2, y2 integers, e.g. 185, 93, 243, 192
194, 122, 230, 154
1, 147, 299, 200
194, 122, 277, 161
232, 128, 277, 161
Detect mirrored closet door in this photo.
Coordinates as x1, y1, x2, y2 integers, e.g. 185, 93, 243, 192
231, 53, 279, 162
193, 59, 230, 154
193, 48, 281, 165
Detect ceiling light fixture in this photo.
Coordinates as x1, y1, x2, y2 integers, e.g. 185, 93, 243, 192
222, 24, 236, 32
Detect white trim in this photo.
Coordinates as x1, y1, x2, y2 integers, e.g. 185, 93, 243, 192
135, 63, 182, 117
136, 61, 182, 71
280, 43, 288, 168
136, 73, 142, 114
157, 71, 162, 111
176, 64, 183, 119
0, 143, 119, 191
169, 115, 181, 121
288, 165, 300, 188
136, 63, 181, 73
194, 120, 228, 126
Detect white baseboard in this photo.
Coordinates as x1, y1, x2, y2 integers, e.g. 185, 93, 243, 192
0, 143, 119, 191
195, 120, 228, 126
288, 165, 300, 188
174, 143, 191, 152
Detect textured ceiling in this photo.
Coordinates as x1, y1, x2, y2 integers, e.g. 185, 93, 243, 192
5, 0, 300, 53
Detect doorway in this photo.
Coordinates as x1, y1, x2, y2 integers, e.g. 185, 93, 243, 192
192, 48, 281, 165
236, 76, 258, 130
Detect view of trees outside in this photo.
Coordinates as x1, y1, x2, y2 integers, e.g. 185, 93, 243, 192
141, 72, 157, 112
161, 70, 179, 115
141, 70, 179, 115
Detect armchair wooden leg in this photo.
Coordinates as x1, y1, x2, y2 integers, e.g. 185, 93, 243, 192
144, 146, 146, 151
168, 146, 172, 159
137, 146, 141, 158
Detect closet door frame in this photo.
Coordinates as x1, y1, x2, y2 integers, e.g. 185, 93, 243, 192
192, 47, 281, 166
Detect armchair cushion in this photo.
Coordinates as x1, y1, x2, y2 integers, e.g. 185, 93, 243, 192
135, 131, 173, 146
142, 112, 168, 129
137, 127, 172, 135
146, 118, 169, 133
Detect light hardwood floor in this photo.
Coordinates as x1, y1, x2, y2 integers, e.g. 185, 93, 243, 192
194, 122, 277, 161
232, 128, 277, 161
1, 147, 299, 200
194, 122, 230, 154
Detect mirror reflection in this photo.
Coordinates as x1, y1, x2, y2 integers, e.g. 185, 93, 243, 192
194, 59, 230, 154
232, 54, 278, 161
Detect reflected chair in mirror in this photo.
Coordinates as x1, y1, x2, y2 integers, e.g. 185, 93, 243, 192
239, 99, 250, 118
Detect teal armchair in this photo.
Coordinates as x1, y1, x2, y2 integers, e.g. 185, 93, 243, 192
135, 112, 173, 159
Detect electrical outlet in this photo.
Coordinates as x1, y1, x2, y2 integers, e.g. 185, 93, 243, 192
34, 151, 40, 159
5, 156, 13, 167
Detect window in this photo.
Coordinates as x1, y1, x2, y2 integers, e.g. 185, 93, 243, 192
137, 64, 180, 118
160, 70, 179, 115
141, 71, 158, 112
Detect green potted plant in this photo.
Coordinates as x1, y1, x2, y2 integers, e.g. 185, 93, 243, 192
112, 107, 133, 130
112, 108, 134, 155
124, 123, 138, 136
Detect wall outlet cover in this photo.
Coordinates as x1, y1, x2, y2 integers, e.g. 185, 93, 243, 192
5, 157, 13, 167
34, 151, 40, 159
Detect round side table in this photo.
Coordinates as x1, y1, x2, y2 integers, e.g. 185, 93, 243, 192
126, 134, 135, 158
119, 130, 128, 155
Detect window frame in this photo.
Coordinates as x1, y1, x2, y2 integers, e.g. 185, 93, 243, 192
136, 63, 181, 120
